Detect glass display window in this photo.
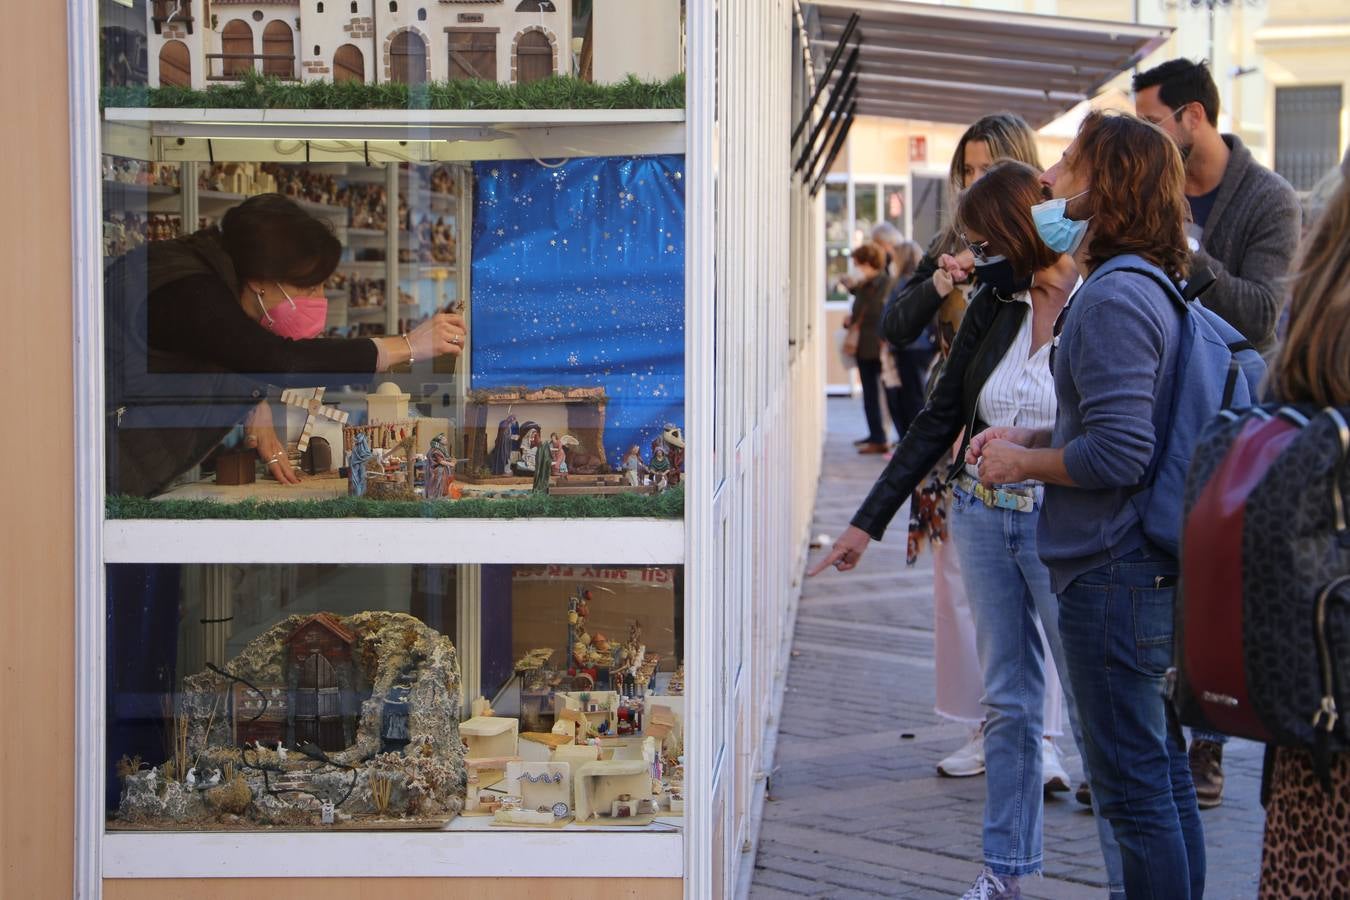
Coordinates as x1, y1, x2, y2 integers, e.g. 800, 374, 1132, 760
106, 562, 685, 833
102, 149, 687, 520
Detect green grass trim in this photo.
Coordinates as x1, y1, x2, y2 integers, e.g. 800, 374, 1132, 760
106, 486, 683, 520
102, 72, 685, 111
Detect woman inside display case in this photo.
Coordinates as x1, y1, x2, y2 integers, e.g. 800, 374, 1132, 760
105, 193, 467, 497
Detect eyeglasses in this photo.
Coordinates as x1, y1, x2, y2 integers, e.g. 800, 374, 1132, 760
962, 233, 994, 263
1147, 104, 1189, 127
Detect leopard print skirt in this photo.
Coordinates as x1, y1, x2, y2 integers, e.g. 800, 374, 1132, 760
1260, 748, 1350, 898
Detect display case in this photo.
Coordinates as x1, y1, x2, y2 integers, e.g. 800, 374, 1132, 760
101, 145, 686, 519
106, 563, 684, 836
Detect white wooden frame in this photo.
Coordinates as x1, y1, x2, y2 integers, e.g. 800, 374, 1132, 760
73, 1, 822, 897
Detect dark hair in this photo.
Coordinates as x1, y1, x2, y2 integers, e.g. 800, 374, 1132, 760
850, 240, 886, 271
1132, 58, 1220, 127
220, 193, 342, 288
1069, 111, 1190, 279
955, 160, 1059, 278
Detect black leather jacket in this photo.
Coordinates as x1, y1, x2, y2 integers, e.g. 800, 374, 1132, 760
881, 248, 946, 349
850, 283, 1030, 541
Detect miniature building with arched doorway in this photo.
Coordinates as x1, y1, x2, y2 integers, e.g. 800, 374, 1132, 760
142, 0, 682, 91
284, 612, 358, 751
145, 0, 575, 89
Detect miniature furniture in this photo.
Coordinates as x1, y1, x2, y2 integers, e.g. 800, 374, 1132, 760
573, 760, 654, 824
507, 761, 572, 820
519, 732, 572, 763
214, 448, 256, 485
461, 715, 519, 760
555, 691, 620, 737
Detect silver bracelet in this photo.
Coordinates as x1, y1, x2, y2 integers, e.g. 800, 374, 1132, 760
402, 332, 414, 365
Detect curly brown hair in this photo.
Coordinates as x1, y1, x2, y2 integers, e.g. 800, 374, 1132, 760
1068, 110, 1190, 279
1271, 175, 1350, 405
955, 160, 1060, 279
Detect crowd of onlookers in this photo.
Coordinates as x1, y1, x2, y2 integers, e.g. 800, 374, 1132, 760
816, 58, 1350, 900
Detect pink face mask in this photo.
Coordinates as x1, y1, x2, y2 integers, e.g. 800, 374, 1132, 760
255, 283, 328, 340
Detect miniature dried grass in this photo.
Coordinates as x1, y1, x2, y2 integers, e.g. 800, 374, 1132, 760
115, 754, 144, 780
370, 773, 395, 815
160, 695, 190, 783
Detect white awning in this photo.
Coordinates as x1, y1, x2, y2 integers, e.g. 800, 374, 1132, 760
805, 0, 1171, 128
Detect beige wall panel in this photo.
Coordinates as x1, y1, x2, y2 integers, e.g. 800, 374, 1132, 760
106, 877, 683, 899
0, 2, 75, 900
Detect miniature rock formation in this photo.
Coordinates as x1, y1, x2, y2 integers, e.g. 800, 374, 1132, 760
116, 611, 466, 829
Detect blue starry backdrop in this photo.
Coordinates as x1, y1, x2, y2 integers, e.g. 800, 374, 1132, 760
470, 154, 685, 467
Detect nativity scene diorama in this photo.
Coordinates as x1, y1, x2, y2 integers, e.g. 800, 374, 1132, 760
111, 578, 686, 832
106, 150, 687, 517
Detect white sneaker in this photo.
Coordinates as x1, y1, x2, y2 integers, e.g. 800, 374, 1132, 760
938, 725, 986, 777
1042, 737, 1070, 793
960, 867, 1020, 900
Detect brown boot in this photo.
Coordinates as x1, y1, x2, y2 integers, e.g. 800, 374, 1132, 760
1189, 739, 1225, 809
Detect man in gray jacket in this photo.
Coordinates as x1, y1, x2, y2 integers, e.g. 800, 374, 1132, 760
1134, 59, 1300, 355
1133, 58, 1301, 808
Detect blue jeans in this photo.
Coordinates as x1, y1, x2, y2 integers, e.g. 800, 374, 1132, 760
951, 487, 1124, 891
1057, 546, 1206, 899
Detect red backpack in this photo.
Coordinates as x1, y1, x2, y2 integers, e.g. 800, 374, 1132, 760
1177, 405, 1350, 782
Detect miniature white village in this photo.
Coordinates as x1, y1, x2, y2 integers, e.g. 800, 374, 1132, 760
146, 0, 682, 91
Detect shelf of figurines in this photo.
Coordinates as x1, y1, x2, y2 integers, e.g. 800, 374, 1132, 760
105, 385, 688, 560
102, 108, 686, 165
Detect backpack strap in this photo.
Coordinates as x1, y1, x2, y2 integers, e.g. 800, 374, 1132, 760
1101, 259, 1252, 413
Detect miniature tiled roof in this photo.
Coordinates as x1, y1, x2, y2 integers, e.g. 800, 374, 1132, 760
289, 612, 356, 644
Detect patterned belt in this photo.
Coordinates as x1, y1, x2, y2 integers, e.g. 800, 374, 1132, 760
954, 472, 1040, 514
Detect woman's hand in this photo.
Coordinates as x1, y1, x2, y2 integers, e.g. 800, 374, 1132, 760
375, 312, 468, 371
934, 252, 973, 295
974, 440, 1028, 487
966, 426, 1044, 465
806, 525, 872, 576
245, 401, 302, 485
407, 312, 467, 361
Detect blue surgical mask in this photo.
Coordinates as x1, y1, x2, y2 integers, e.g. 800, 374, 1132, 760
1031, 189, 1091, 255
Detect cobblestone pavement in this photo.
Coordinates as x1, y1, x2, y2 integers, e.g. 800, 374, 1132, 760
750, 398, 1266, 900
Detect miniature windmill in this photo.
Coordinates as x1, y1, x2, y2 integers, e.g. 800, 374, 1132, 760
279, 388, 350, 452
